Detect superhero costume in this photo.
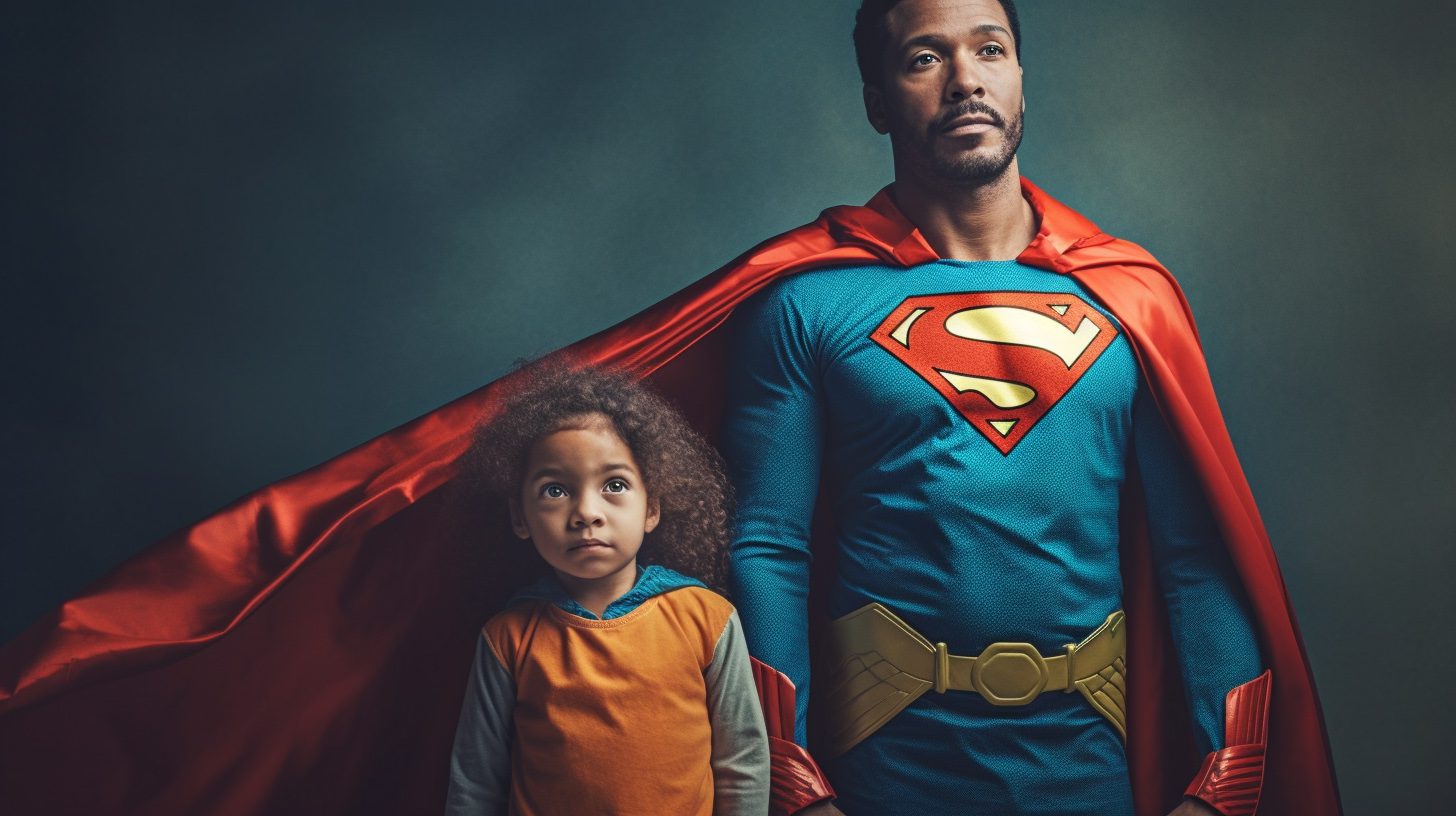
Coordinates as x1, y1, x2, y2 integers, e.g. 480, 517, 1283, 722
445, 566, 768, 816
0, 179, 1341, 816
720, 260, 1263, 814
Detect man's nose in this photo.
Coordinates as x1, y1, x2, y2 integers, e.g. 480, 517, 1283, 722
944, 56, 985, 102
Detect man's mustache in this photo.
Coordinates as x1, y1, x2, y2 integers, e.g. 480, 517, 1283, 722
933, 101, 1007, 132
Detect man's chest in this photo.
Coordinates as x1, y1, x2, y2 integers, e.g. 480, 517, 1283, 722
798, 265, 1140, 463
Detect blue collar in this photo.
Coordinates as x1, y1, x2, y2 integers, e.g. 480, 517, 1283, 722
509, 564, 707, 620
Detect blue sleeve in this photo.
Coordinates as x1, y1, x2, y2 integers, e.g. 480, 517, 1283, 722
1132, 384, 1265, 754
720, 283, 824, 749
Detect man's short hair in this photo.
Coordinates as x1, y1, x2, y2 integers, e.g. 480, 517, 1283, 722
853, 0, 1022, 85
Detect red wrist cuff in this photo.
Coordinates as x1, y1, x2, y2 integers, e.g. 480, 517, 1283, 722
769, 736, 835, 815
751, 658, 835, 815
1184, 669, 1272, 816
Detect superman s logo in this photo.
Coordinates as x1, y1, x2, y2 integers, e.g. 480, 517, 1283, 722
870, 292, 1119, 454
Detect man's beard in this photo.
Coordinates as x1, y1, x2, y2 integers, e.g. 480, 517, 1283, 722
900, 100, 1024, 187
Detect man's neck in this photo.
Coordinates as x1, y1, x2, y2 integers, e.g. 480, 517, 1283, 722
890, 160, 1037, 262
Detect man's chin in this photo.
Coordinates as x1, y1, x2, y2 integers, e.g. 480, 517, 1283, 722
922, 125, 1021, 186
929, 155, 1016, 187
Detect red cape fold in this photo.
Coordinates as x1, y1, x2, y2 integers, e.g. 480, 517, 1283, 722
0, 179, 1340, 816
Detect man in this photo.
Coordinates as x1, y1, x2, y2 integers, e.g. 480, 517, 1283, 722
0, 2, 1339, 815
720, 1, 1335, 814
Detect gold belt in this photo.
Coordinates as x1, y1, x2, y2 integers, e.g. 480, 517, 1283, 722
822, 604, 1127, 757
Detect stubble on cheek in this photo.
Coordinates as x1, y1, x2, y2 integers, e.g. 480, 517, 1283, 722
922, 108, 1024, 186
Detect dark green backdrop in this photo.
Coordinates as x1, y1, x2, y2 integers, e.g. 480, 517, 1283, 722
4, 1, 1452, 812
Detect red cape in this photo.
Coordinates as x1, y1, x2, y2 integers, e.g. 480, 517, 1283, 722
0, 179, 1340, 815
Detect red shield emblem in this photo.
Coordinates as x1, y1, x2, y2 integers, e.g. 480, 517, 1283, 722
870, 292, 1118, 454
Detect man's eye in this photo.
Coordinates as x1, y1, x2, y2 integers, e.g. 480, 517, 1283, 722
980, 44, 1004, 57
603, 479, 629, 493
911, 53, 939, 68
541, 484, 567, 498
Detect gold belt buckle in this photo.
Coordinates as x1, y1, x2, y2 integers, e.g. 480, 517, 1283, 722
971, 641, 1049, 705
823, 605, 1128, 756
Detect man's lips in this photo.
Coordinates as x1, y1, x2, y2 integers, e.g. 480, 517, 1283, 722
941, 114, 999, 135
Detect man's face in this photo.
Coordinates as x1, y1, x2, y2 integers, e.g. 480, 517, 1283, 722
865, 0, 1024, 187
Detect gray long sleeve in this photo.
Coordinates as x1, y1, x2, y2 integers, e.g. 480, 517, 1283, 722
704, 611, 771, 816
444, 632, 514, 816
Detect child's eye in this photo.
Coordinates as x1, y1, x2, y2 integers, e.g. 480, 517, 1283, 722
603, 478, 629, 493
540, 484, 568, 499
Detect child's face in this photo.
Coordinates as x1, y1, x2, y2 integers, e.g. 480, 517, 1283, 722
510, 416, 659, 589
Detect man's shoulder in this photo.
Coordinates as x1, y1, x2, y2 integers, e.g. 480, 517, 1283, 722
1057, 229, 1190, 302
1071, 231, 1170, 271
733, 259, 904, 326
756, 259, 903, 293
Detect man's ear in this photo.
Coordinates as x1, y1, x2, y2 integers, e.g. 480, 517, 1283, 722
644, 498, 661, 534
863, 84, 890, 135
509, 498, 531, 540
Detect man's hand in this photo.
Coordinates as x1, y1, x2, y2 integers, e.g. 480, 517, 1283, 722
1168, 799, 1220, 816
798, 802, 847, 816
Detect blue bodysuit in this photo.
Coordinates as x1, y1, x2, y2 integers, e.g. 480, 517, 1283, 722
720, 260, 1264, 815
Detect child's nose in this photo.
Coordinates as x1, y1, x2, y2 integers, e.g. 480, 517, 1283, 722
570, 495, 605, 527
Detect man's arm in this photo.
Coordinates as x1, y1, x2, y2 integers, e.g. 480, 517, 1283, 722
704, 612, 771, 816
443, 632, 513, 816
721, 284, 836, 814
721, 284, 825, 747
1133, 386, 1270, 816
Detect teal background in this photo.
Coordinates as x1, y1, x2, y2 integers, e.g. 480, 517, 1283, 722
3, 1, 1452, 812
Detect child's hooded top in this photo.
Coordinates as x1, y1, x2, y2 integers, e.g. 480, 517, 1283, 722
444, 565, 768, 816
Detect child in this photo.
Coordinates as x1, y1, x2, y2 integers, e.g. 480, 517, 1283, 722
444, 365, 769, 816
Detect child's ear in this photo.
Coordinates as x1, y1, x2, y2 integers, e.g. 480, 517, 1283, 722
508, 498, 531, 540
644, 498, 661, 534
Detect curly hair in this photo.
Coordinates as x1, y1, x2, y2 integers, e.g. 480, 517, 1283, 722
456, 362, 732, 593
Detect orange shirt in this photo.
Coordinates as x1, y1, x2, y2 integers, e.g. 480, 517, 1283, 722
466, 581, 756, 816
